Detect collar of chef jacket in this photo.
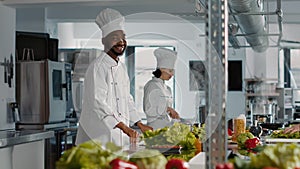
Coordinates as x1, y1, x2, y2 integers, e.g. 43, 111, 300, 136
152, 76, 164, 83
102, 52, 119, 67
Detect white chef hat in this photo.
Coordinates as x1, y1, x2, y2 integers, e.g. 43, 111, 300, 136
154, 48, 177, 69
95, 8, 125, 38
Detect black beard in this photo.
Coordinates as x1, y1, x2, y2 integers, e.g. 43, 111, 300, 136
109, 45, 125, 56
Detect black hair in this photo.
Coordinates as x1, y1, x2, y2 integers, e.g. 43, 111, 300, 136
152, 69, 162, 78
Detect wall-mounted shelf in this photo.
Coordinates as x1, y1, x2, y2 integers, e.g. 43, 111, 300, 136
246, 93, 280, 97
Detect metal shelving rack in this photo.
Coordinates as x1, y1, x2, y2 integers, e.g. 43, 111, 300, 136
205, 0, 228, 168
202, 0, 283, 168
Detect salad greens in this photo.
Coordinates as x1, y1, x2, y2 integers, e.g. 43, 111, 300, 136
129, 149, 168, 169
192, 123, 206, 142
56, 140, 127, 169
141, 122, 204, 150
141, 122, 206, 161
232, 143, 300, 169
166, 149, 197, 162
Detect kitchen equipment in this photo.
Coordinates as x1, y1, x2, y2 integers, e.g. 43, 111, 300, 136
277, 88, 293, 123
293, 89, 300, 120
16, 60, 67, 124
16, 31, 58, 61
64, 62, 74, 117
72, 78, 84, 117
251, 98, 278, 124
259, 123, 284, 130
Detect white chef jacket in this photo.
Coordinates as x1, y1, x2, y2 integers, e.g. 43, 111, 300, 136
75, 52, 141, 146
143, 77, 173, 130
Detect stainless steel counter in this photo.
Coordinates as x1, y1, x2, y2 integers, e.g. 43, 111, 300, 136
0, 130, 54, 148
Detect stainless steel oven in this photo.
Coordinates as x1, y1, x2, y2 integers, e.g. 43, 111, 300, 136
16, 60, 67, 124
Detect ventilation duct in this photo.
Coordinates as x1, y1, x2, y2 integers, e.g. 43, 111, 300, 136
228, 0, 269, 52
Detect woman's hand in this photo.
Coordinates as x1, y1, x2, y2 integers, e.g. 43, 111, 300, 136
136, 121, 153, 133
167, 107, 180, 119
283, 124, 300, 134
116, 122, 139, 144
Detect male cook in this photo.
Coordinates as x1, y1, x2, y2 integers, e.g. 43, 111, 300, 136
76, 8, 152, 147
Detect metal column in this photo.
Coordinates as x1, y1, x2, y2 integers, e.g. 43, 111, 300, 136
205, 0, 228, 168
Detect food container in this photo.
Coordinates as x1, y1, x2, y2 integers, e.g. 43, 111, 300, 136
232, 115, 246, 142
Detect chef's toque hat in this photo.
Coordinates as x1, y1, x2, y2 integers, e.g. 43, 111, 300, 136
154, 48, 177, 69
95, 8, 125, 38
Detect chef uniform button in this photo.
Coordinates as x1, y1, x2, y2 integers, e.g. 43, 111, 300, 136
118, 113, 121, 116
110, 82, 113, 85
115, 82, 117, 85
116, 98, 119, 100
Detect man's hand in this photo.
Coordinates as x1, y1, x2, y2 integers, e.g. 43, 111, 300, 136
283, 124, 300, 134
116, 122, 139, 144
167, 107, 180, 119
136, 121, 153, 133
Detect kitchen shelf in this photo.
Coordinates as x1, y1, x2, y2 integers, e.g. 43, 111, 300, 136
284, 105, 293, 109
244, 78, 278, 82
245, 93, 280, 97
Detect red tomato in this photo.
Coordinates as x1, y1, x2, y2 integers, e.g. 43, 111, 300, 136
215, 164, 225, 169
110, 158, 138, 169
245, 137, 260, 149
228, 129, 233, 136
166, 158, 189, 169
216, 163, 234, 169
224, 163, 234, 169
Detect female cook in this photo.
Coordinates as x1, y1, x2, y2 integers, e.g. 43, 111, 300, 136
143, 47, 180, 130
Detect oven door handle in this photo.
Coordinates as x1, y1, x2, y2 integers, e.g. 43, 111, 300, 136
61, 83, 68, 101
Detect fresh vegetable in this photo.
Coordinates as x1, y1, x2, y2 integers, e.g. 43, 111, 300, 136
142, 122, 191, 146
244, 137, 259, 149
215, 163, 234, 169
232, 143, 300, 169
194, 138, 202, 154
216, 164, 225, 169
109, 158, 138, 169
236, 132, 263, 156
228, 129, 233, 136
166, 149, 197, 162
142, 122, 205, 151
270, 129, 300, 139
236, 132, 254, 149
129, 149, 167, 169
141, 122, 206, 161
56, 140, 127, 169
165, 158, 189, 169
191, 123, 206, 142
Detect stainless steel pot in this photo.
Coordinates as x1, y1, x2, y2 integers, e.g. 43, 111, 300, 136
263, 103, 276, 115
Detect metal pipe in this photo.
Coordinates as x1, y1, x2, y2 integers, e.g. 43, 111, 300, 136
228, 0, 269, 52
276, 0, 283, 46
